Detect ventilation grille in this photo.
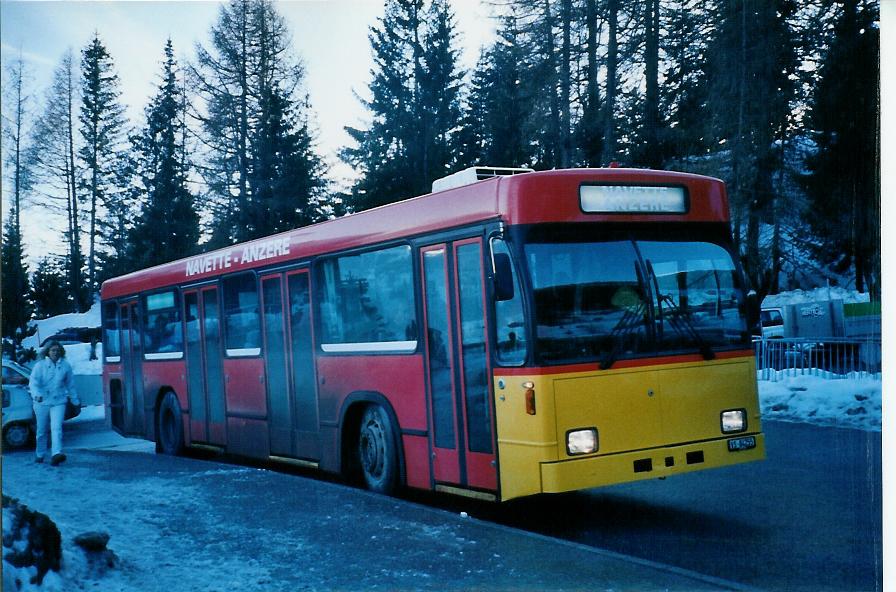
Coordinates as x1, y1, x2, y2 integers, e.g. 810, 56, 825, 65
431, 166, 534, 193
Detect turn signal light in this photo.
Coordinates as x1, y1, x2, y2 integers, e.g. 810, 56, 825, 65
525, 389, 536, 415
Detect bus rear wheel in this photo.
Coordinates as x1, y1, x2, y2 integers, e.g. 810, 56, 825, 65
358, 405, 398, 495
157, 392, 184, 456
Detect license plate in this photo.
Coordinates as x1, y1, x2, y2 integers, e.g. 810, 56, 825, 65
727, 436, 756, 452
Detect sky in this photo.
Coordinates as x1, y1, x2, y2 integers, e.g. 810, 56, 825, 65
0, 0, 496, 264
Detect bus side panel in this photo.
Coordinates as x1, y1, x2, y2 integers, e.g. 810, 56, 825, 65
316, 355, 428, 483
223, 358, 267, 417
141, 360, 189, 441
401, 435, 432, 490
226, 417, 270, 460
222, 357, 268, 455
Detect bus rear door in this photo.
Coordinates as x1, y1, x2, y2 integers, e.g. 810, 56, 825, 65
119, 300, 145, 435
260, 270, 320, 461
183, 287, 227, 446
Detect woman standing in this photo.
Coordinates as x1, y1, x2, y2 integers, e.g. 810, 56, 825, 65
29, 340, 80, 466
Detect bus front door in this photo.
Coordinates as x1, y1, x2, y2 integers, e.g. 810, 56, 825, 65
183, 287, 226, 446
421, 239, 498, 493
260, 271, 320, 461
119, 301, 145, 435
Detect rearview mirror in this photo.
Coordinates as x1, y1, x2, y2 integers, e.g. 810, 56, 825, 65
745, 290, 760, 336
493, 252, 515, 301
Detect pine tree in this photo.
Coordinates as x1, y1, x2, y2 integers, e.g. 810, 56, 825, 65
704, 0, 798, 298
577, 0, 603, 167
191, 0, 328, 245
127, 40, 199, 272
802, 0, 879, 296
458, 15, 533, 168
28, 51, 89, 312
660, 0, 714, 162
420, 0, 464, 181
1, 56, 35, 339
1, 209, 33, 339
30, 257, 72, 319
79, 34, 129, 292
342, 0, 464, 210
342, 0, 425, 209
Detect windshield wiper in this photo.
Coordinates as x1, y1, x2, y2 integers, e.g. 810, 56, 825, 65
599, 264, 649, 370
645, 259, 715, 361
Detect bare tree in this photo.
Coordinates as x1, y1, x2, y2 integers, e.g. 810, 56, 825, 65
29, 50, 89, 312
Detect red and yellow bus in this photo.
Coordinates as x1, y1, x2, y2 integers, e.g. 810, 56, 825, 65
101, 167, 764, 502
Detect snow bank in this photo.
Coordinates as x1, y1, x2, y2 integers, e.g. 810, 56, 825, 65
62, 343, 102, 376
762, 287, 871, 308
67, 405, 105, 424
758, 372, 882, 431
22, 301, 102, 351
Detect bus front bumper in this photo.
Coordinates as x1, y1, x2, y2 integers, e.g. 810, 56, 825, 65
540, 433, 765, 494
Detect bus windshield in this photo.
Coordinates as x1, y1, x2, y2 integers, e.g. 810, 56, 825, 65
524, 237, 749, 365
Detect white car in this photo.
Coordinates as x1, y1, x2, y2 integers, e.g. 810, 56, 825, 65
2, 360, 35, 448
1, 359, 81, 449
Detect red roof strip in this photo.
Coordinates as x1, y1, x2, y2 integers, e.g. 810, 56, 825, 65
102, 168, 728, 299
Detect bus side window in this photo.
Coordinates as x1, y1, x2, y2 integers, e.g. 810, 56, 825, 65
144, 291, 182, 356
490, 238, 527, 366
223, 273, 262, 355
102, 301, 121, 360
315, 245, 416, 352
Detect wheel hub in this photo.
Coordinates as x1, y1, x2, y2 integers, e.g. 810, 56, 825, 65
360, 418, 385, 478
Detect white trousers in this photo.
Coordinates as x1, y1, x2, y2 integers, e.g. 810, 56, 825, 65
33, 403, 65, 458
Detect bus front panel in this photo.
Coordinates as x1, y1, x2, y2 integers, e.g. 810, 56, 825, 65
494, 354, 765, 501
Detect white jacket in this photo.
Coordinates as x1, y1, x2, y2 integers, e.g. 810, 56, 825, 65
29, 357, 79, 407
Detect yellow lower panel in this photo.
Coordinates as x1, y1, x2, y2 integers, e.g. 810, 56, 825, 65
539, 433, 765, 495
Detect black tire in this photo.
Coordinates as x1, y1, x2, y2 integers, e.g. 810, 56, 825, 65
157, 392, 185, 456
358, 405, 398, 495
3, 422, 33, 449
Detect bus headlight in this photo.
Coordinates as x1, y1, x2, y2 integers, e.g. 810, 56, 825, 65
721, 409, 747, 433
566, 428, 598, 455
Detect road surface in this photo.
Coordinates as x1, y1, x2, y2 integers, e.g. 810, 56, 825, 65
62, 416, 883, 591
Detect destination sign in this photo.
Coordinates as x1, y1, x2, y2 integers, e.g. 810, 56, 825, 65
580, 185, 687, 214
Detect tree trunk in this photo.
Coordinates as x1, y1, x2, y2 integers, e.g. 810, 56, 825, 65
65, 57, 85, 311
644, 0, 661, 168
601, 0, 619, 166
238, 0, 250, 239
542, 0, 561, 167
559, 0, 572, 168
584, 0, 600, 166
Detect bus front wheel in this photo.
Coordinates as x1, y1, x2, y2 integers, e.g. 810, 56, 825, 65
157, 392, 184, 456
358, 405, 398, 495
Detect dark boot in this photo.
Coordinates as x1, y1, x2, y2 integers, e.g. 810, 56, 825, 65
50, 453, 66, 466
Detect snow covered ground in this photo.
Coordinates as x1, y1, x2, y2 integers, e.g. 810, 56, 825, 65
758, 371, 882, 431
761, 286, 871, 307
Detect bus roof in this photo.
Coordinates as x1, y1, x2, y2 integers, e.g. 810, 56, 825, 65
101, 168, 728, 299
